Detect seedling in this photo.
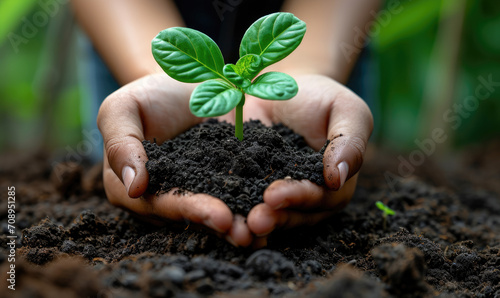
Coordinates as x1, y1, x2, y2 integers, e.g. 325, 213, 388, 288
152, 12, 306, 140
375, 201, 395, 230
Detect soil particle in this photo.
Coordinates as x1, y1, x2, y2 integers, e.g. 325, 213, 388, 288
245, 249, 297, 281
376, 228, 445, 269
0, 257, 102, 298
371, 243, 432, 297
156, 266, 186, 285
144, 119, 325, 215
309, 265, 383, 298
60, 239, 77, 253
82, 244, 97, 259
24, 247, 57, 265
449, 252, 480, 280
68, 209, 109, 238
50, 161, 82, 195
22, 217, 64, 248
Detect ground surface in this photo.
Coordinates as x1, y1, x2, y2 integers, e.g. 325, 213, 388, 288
0, 126, 499, 297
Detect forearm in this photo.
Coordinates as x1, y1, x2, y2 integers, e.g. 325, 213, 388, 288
275, 0, 382, 84
71, 0, 184, 85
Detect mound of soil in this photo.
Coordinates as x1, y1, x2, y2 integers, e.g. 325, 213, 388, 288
1, 133, 500, 297
143, 119, 326, 216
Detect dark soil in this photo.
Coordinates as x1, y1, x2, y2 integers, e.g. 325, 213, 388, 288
1, 133, 500, 297
143, 119, 326, 216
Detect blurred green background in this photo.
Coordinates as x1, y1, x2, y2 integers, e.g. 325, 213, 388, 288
0, 0, 499, 156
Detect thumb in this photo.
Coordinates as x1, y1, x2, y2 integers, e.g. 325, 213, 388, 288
97, 93, 149, 198
323, 93, 373, 190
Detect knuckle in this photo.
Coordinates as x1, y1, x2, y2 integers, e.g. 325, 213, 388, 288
359, 100, 374, 132
349, 135, 366, 157
347, 135, 366, 168
181, 194, 208, 223
97, 94, 117, 129
97, 90, 140, 130
104, 137, 124, 166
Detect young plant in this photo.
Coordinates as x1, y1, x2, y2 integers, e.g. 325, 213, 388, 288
375, 201, 396, 230
151, 12, 306, 140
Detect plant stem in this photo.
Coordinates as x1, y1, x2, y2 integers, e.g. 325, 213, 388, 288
235, 94, 245, 141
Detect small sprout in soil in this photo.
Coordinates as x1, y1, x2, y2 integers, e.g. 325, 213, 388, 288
375, 201, 395, 230
152, 12, 306, 140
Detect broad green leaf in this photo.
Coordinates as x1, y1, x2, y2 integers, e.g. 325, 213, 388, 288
222, 54, 262, 87
152, 27, 225, 83
244, 72, 298, 100
235, 54, 262, 80
240, 12, 306, 69
223, 64, 250, 88
190, 80, 243, 117
376, 201, 395, 215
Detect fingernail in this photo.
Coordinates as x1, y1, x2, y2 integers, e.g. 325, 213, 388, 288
272, 201, 288, 210
337, 161, 349, 189
203, 219, 225, 233
225, 235, 239, 247
122, 166, 135, 194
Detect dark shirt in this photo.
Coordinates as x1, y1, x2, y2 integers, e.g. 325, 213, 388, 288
173, 0, 285, 63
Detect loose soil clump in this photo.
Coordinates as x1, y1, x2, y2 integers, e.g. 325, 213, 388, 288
143, 119, 326, 216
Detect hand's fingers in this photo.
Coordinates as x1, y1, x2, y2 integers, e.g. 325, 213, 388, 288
104, 157, 233, 233
250, 176, 357, 236
263, 175, 358, 210
97, 74, 198, 198
323, 91, 373, 190
247, 203, 338, 237
268, 75, 372, 190
98, 97, 148, 198
226, 214, 253, 247
97, 81, 154, 198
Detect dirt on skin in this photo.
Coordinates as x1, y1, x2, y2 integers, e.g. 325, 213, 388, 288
0, 123, 499, 298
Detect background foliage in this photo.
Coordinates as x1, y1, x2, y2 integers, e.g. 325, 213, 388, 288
373, 0, 500, 150
0, 0, 499, 155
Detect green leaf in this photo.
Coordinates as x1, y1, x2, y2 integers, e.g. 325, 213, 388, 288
152, 27, 225, 83
244, 72, 298, 100
235, 54, 262, 80
223, 54, 263, 88
239, 12, 306, 69
375, 201, 396, 215
223, 64, 250, 89
385, 208, 396, 216
190, 80, 243, 117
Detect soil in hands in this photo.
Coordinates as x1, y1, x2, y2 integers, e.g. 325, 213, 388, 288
143, 119, 326, 216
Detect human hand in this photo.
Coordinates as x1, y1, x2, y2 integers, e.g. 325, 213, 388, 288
241, 74, 374, 246
97, 74, 256, 246
98, 73, 372, 248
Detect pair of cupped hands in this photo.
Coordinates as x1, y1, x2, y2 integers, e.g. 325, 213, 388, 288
98, 72, 373, 248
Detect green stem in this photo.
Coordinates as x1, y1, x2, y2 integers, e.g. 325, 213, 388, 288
235, 94, 245, 141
